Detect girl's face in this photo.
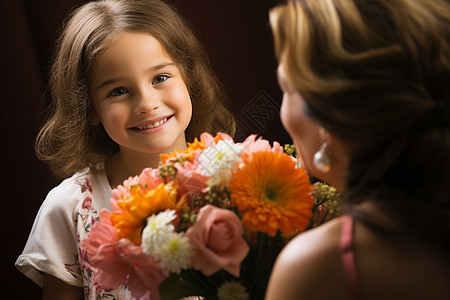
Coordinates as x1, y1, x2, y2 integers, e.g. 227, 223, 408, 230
277, 64, 323, 178
90, 32, 192, 157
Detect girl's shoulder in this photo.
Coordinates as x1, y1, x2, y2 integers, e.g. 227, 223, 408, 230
266, 217, 350, 300
43, 168, 111, 214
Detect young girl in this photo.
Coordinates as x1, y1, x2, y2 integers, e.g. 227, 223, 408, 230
15, 0, 235, 299
266, 0, 450, 299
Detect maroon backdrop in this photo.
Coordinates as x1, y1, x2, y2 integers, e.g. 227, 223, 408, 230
2, 1, 287, 298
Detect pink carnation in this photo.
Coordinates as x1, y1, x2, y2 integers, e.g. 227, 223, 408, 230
186, 204, 249, 277
173, 161, 208, 197
81, 210, 169, 300
137, 168, 163, 192
81, 210, 119, 255
240, 135, 284, 156
199, 132, 234, 147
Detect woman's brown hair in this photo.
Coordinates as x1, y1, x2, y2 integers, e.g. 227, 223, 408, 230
270, 0, 450, 252
36, 0, 235, 179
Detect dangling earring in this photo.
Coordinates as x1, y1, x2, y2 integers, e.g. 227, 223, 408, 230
313, 142, 331, 173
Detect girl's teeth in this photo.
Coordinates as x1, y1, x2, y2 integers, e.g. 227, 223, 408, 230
137, 117, 168, 130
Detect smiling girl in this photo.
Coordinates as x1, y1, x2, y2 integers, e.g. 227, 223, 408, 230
15, 0, 235, 299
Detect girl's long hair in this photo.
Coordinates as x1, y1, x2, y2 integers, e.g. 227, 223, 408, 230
37, 0, 235, 179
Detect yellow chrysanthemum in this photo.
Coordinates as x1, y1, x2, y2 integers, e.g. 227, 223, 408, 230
110, 181, 181, 245
160, 138, 205, 164
229, 151, 314, 237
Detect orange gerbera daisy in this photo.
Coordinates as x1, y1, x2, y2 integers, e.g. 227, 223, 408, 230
160, 138, 205, 164
110, 181, 181, 245
229, 151, 314, 237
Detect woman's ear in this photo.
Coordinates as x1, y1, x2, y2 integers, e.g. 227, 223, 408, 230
318, 127, 331, 145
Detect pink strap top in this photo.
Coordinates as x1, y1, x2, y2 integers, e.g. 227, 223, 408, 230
340, 215, 364, 300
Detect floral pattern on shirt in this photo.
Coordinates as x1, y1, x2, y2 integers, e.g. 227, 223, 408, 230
76, 178, 100, 232
16, 168, 135, 299
72, 177, 133, 299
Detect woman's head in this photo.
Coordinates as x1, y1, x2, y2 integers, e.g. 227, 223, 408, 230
37, 0, 235, 178
270, 0, 450, 200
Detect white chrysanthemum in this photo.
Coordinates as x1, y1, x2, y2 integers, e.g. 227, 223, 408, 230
141, 210, 177, 255
199, 140, 243, 185
115, 287, 133, 299
151, 232, 193, 274
217, 281, 249, 300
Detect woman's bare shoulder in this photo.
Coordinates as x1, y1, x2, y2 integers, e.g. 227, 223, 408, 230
290, 216, 342, 250
265, 217, 350, 300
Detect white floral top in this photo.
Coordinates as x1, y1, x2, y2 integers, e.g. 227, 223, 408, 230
15, 168, 134, 299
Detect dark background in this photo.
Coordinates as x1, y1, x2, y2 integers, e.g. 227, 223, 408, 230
2, 0, 288, 298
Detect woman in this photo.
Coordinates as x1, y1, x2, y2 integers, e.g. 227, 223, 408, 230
266, 0, 450, 299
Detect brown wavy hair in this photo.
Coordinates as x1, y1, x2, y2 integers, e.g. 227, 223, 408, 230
270, 0, 450, 252
36, 0, 235, 179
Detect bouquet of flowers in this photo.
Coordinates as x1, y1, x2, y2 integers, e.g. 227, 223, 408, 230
81, 132, 339, 300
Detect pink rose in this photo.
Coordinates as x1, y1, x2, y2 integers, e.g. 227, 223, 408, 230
186, 204, 249, 277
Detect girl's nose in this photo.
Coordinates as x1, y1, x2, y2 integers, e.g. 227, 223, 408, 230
134, 88, 160, 114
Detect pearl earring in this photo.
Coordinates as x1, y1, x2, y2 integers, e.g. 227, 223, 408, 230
313, 142, 331, 173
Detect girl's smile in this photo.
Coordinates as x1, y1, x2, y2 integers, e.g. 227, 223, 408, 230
89, 32, 192, 158
131, 115, 173, 132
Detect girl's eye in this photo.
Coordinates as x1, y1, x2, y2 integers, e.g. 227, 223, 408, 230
108, 87, 128, 97
153, 74, 169, 85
